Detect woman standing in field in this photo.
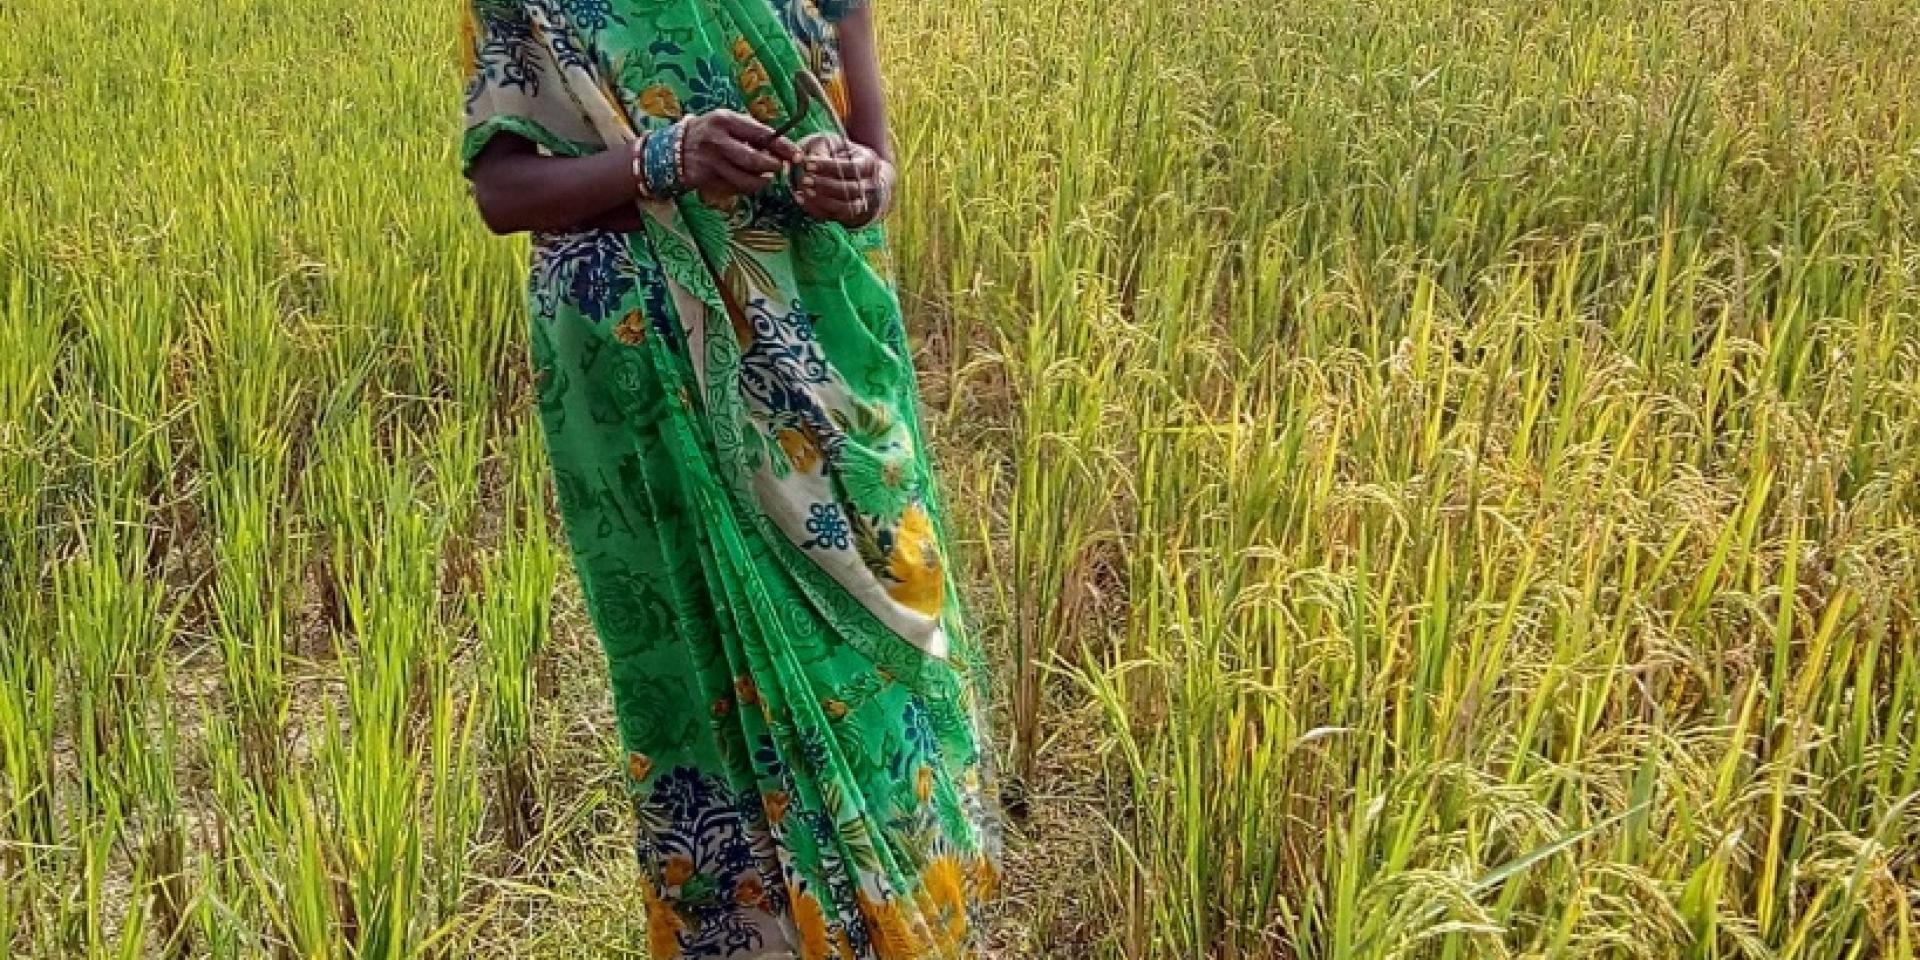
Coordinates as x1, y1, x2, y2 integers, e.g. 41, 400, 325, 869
459, 0, 1000, 956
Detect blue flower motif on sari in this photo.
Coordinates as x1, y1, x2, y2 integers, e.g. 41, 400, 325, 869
638, 767, 781, 956
809, 836, 873, 956
751, 734, 789, 781
522, 0, 595, 71
530, 230, 635, 323
466, 3, 542, 108
795, 725, 835, 776
802, 502, 850, 551
684, 56, 748, 114
894, 696, 941, 778
627, 242, 683, 349
560, 0, 621, 33
736, 297, 844, 457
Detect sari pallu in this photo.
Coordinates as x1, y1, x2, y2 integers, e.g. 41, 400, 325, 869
459, 0, 1002, 957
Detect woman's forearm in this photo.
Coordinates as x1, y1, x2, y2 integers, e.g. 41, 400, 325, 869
469, 137, 637, 235
835, 9, 893, 163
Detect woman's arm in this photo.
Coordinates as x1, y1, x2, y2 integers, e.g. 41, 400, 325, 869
468, 112, 802, 235
835, 7, 892, 163
468, 134, 639, 235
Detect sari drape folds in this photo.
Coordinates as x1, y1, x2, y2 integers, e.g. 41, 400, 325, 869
459, 0, 1001, 956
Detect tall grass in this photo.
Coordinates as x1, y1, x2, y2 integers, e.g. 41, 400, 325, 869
2, 0, 1916, 956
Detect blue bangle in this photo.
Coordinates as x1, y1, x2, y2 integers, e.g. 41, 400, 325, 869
642, 120, 688, 198
631, 131, 657, 200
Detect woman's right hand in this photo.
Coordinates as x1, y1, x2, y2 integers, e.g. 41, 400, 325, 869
679, 110, 802, 197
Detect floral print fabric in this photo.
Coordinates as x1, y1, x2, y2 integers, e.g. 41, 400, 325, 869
459, 0, 1002, 957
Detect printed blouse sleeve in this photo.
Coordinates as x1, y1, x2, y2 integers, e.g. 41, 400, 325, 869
459, 0, 602, 176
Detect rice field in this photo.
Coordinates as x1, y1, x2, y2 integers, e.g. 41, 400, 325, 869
4, 0, 1919, 955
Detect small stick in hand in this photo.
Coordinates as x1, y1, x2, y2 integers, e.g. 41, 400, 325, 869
758, 69, 836, 149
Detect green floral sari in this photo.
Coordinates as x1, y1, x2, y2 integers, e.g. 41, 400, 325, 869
459, 0, 1001, 956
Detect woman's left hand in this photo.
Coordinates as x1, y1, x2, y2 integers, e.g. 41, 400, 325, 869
792, 134, 894, 228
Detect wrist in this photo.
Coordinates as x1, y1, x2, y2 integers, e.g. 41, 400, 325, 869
629, 132, 654, 201
632, 118, 692, 201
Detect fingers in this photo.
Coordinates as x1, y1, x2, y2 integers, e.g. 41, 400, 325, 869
795, 132, 841, 157
790, 137, 891, 225
793, 139, 883, 205
795, 167, 868, 203
677, 112, 886, 216
799, 152, 880, 184
796, 189, 872, 225
712, 135, 787, 177
684, 110, 799, 194
707, 111, 801, 162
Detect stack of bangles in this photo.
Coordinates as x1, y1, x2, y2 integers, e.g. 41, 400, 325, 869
630, 118, 691, 201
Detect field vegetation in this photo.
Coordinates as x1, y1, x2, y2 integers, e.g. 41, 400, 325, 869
2, 0, 1917, 956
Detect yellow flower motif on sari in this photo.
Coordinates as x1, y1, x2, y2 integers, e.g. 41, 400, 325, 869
857, 890, 924, 960
731, 36, 756, 63
885, 503, 945, 617
748, 94, 782, 124
642, 878, 685, 959
764, 790, 790, 825
734, 676, 760, 706
924, 855, 969, 912
639, 84, 683, 119
823, 698, 850, 720
614, 310, 648, 345
791, 887, 835, 960
919, 854, 970, 944
739, 61, 771, 94
825, 71, 851, 120
627, 751, 653, 783
777, 427, 822, 473
915, 765, 935, 805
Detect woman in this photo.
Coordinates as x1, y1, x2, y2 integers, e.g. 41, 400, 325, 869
459, 0, 1000, 956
